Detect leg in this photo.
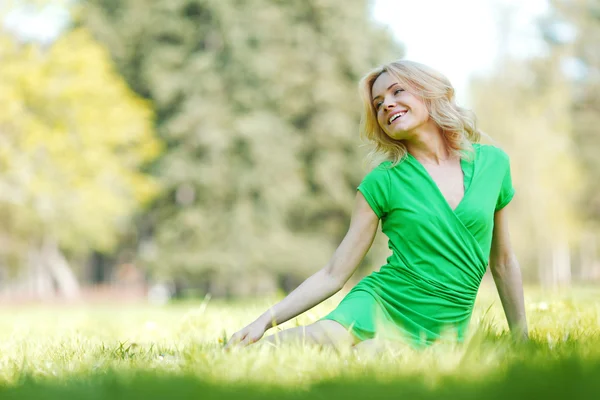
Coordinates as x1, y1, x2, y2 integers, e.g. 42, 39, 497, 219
352, 338, 385, 357
258, 319, 357, 349
352, 338, 407, 358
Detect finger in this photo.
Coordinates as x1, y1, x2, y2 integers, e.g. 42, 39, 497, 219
224, 334, 242, 350
228, 331, 250, 348
238, 336, 253, 348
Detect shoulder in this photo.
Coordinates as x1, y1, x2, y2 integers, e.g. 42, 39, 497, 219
359, 161, 395, 193
362, 161, 392, 181
375, 160, 395, 171
366, 160, 395, 174
474, 143, 510, 163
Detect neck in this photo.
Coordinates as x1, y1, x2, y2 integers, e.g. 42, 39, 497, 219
404, 121, 450, 165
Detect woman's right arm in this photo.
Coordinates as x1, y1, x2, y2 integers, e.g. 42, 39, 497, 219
225, 191, 380, 348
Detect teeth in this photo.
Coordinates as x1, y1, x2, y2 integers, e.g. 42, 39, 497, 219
389, 111, 406, 124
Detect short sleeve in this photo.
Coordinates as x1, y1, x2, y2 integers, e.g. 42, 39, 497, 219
357, 164, 390, 219
495, 153, 515, 211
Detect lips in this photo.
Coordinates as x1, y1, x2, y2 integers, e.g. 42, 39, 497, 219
388, 110, 408, 125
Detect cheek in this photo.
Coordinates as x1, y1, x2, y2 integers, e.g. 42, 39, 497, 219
377, 111, 388, 130
411, 103, 429, 121
403, 94, 429, 120
420, 100, 431, 116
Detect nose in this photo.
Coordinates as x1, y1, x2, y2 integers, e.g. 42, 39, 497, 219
383, 95, 397, 110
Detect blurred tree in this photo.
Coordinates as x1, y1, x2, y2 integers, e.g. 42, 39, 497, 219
470, 20, 583, 285
0, 28, 160, 297
542, 0, 600, 221
81, 0, 401, 295
540, 0, 600, 280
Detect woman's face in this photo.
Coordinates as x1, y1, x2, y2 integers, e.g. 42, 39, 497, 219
371, 72, 431, 140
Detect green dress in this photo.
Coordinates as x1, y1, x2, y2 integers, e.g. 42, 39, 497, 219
320, 143, 515, 347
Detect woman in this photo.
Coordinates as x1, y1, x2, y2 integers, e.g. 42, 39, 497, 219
225, 60, 528, 351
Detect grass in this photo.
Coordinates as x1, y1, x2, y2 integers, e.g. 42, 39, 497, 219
0, 282, 599, 399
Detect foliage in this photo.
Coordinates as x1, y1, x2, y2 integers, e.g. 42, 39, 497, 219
470, 53, 583, 281
543, 0, 600, 225
470, 0, 600, 281
81, 0, 402, 288
0, 27, 160, 267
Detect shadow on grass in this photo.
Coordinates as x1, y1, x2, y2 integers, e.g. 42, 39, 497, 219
0, 356, 599, 400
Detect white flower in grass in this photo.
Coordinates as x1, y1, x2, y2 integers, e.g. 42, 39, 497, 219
532, 302, 549, 311
145, 321, 157, 331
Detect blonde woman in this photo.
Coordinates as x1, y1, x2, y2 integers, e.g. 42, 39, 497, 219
225, 60, 528, 351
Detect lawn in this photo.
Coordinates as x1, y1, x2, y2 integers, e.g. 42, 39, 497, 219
0, 282, 599, 399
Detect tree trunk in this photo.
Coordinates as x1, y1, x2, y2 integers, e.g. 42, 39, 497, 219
551, 239, 571, 287
42, 236, 80, 299
538, 239, 573, 288
579, 231, 598, 280
538, 244, 551, 287
27, 243, 53, 299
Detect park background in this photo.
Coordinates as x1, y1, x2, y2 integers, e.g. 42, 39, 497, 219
1, 1, 600, 399
0, 0, 599, 302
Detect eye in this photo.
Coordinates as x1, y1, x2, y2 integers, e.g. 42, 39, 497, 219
375, 101, 383, 110
394, 88, 404, 95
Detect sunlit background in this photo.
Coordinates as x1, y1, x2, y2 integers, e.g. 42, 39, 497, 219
0, 0, 598, 303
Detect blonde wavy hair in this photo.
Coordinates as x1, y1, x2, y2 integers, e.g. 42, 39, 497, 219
359, 60, 482, 166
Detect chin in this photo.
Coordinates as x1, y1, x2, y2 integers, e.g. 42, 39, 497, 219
385, 132, 408, 141
386, 127, 411, 139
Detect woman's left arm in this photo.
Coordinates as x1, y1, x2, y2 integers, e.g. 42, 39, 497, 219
489, 205, 529, 340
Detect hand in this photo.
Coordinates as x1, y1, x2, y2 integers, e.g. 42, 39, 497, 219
511, 325, 529, 343
224, 319, 267, 350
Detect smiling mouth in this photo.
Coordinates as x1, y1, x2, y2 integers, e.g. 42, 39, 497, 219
388, 111, 407, 124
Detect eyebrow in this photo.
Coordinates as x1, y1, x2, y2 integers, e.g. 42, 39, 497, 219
372, 83, 399, 103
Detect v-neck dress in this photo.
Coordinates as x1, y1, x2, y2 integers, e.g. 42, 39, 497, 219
320, 143, 515, 347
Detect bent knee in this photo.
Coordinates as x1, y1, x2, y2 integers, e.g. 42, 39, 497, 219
306, 320, 357, 346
